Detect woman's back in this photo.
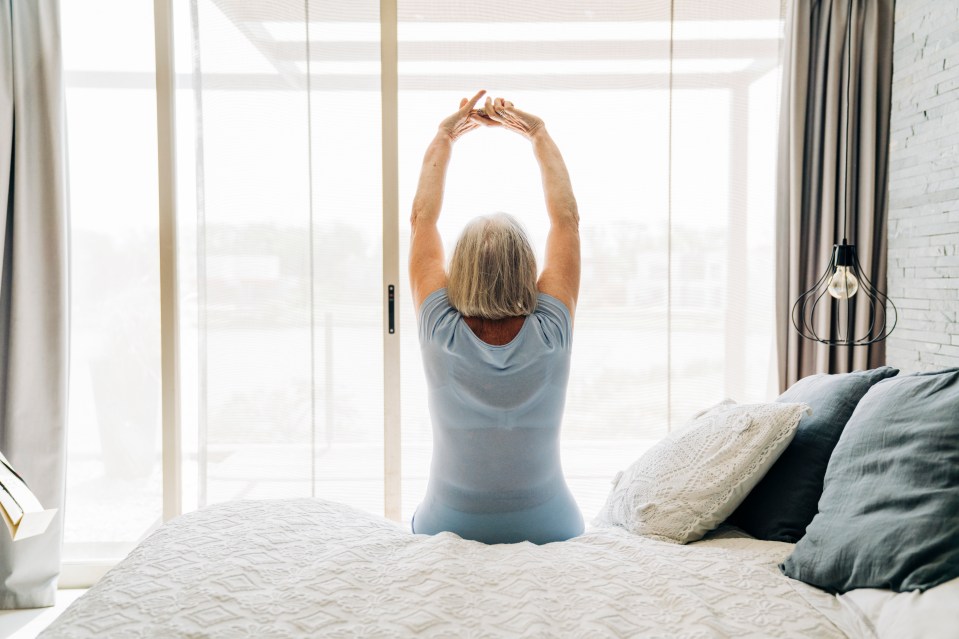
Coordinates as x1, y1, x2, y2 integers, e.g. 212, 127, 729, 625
412, 288, 584, 544
408, 91, 582, 544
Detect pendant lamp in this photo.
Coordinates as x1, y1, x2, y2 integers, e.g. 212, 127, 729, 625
790, 0, 897, 346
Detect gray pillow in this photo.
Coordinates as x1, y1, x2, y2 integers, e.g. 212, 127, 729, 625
781, 368, 959, 593
728, 366, 898, 542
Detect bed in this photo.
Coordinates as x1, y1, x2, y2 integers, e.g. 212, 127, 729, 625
42, 498, 859, 638
42, 368, 959, 638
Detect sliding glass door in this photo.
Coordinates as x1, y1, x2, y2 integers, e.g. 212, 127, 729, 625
61, 0, 782, 569
176, 0, 385, 514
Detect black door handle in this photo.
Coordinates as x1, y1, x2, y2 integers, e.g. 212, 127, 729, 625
388, 284, 395, 334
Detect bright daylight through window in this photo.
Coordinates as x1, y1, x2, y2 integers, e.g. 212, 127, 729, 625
61, 0, 782, 567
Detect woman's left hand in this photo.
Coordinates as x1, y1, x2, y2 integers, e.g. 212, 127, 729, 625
438, 89, 489, 142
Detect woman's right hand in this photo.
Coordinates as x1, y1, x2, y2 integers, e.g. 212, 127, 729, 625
478, 96, 545, 140
438, 89, 488, 142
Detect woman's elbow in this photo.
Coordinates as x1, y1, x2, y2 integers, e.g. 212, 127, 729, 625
551, 200, 579, 226
410, 203, 438, 228
410, 206, 426, 228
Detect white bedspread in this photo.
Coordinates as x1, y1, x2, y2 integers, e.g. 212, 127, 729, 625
42, 499, 856, 638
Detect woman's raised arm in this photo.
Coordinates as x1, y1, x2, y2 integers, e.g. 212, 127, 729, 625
482, 97, 580, 318
409, 89, 488, 310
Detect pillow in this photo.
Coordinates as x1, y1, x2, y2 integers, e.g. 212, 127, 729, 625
781, 368, 959, 593
592, 400, 809, 544
728, 366, 898, 542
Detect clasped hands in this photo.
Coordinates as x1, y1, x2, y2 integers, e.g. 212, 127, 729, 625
439, 89, 545, 142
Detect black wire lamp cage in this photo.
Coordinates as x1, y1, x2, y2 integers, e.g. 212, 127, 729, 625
791, 238, 897, 345
790, 0, 897, 346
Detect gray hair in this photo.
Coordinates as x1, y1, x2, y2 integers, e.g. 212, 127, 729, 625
447, 213, 538, 319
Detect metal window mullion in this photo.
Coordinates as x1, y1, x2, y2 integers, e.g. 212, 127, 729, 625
666, 0, 674, 432
154, 0, 182, 522
381, 0, 401, 521
725, 84, 748, 401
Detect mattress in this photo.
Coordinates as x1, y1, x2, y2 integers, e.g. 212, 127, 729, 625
41, 498, 857, 638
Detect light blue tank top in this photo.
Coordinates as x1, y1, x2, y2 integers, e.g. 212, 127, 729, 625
412, 287, 584, 545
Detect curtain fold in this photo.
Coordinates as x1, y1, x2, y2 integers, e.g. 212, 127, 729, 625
776, 0, 894, 390
0, 0, 68, 608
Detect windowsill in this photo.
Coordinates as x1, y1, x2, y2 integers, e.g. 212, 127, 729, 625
0, 589, 86, 639
58, 561, 115, 589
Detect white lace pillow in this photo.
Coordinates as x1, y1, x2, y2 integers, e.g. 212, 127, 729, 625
593, 399, 810, 544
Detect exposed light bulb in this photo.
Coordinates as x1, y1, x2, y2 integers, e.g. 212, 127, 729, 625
827, 266, 859, 299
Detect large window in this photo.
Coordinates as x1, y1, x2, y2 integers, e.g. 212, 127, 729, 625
62, 0, 782, 570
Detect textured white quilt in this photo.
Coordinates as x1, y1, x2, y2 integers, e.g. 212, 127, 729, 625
41, 499, 855, 638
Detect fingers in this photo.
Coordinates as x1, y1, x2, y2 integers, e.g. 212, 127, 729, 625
484, 96, 507, 123
493, 97, 518, 117
500, 99, 521, 116
469, 112, 500, 127
465, 89, 486, 111
492, 97, 521, 122
451, 93, 525, 133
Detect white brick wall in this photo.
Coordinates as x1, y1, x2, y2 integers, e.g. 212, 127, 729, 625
886, 0, 959, 372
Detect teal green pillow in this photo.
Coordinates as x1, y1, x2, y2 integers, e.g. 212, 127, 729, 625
781, 368, 959, 593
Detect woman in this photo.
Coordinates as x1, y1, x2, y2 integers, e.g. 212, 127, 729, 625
408, 89, 583, 545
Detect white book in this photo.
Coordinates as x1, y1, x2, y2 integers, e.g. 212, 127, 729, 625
0, 452, 57, 541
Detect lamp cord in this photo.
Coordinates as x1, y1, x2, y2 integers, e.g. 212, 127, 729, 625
841, 0, 854, 245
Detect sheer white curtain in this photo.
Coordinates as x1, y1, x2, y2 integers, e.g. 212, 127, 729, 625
61, 0, 783, 564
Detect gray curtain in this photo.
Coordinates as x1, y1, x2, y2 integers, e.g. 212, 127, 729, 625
0, 0, 68, 608
776, 0, 895, 390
